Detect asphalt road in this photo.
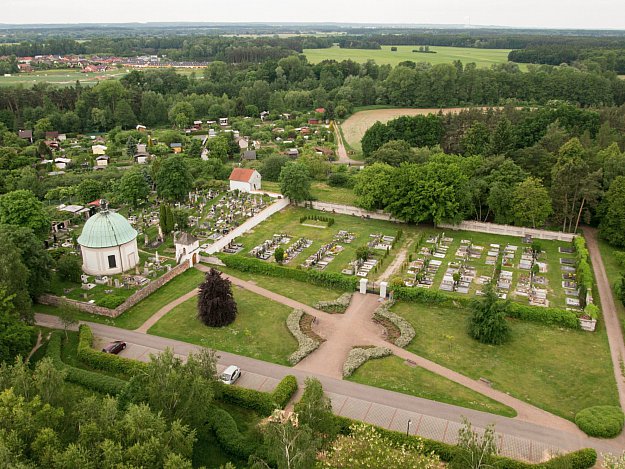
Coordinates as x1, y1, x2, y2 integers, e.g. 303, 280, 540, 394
35, 313, 625, 460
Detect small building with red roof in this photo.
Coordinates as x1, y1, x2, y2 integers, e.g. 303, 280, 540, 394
229, 168, 261, 193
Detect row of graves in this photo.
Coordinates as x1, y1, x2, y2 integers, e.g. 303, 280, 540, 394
559, 245, 582, 310
342, 232, 395, 278
248, 234, 314, 263
403, 232, 564, 308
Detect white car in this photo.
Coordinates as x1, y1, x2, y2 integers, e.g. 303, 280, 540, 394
220, 365, 241, 385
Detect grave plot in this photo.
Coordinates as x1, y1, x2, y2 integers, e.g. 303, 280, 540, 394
400, 230, 579, 309
341, 232, 395, 278
228, 206, 415, 280
250, 233, 291, 260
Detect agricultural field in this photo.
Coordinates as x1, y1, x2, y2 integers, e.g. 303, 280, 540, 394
304, 45, 517, 69
391, 302, 619, 420
0, 67, 197, 87
340, 107, 488, 150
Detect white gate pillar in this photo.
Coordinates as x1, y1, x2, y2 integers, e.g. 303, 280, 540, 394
380, 281, 388, 299
359, 278, 368, 294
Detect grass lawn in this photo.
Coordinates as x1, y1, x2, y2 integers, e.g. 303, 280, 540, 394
35, 268, 206, 330
597, 239, 625, 337
260, 180, 357, 206
349, 355, 516, 417
392, 302, 619, 420
215, 265, 343, 306
304, 45, 518, 69
148, 285, 298, 365
231, 206, 417, 281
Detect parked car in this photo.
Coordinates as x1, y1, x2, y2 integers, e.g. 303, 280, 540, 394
101, 341, 127, 354
220, 365, 241, 385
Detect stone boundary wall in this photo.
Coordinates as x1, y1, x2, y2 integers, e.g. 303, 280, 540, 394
38, 261, 190, 318
297, 201, 400, 222
437, 220, 576, 242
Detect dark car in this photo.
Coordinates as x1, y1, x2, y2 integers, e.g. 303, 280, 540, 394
101, 341, 127, 354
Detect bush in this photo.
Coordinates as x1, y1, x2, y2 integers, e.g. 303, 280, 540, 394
95, 295, 126, 309
373, 300, 415, 347
57, 254, 82, 283
217, 382, 276, 417
299, 214, 335, 227
76, 324, 146, 377
575, 406, 624, 438
328, 172, 350, 187
271, 375, 298, 408
209, 406, 257, 458
46, 332, 127, 395
342, 346, 391, 378
334, 414, 596, 468
314, 293, 352, 313
220, 255, 358, 291
286, 309, 321, 365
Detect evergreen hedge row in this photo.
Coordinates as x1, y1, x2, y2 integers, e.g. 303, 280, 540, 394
46, 332, 128, 396
208, 406, 258, 459
217, 374, 298, 417
77, 325, 147, 377
220, 255, 359, 290
300, 214, 335, 226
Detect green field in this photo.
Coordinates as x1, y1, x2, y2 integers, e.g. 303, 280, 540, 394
148, 285, 298, 365
304, 45, 519, 69
392, 302, 619, 420
349, 355, 516, 417
0, 67, 198, 88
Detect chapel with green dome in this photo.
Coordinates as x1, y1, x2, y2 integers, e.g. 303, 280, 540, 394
77, 201, 139, 276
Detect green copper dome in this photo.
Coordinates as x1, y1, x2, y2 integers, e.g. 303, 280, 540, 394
78, 210, 137, 248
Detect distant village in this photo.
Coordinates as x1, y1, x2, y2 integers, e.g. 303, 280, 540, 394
3, 54, 210, 73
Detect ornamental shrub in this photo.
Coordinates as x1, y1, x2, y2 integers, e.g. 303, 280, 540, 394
575, 406, 624, 438
271, 375, 298, 408
286, 309, 320, 365
315, 293, 352, 313
374, 300, 415, 347
342, 346, 391, 377
209, 406, 258, 458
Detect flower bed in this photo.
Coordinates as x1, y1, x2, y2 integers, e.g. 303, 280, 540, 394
342, 346, 392, 378
286, 309, 321, 365
314, 293, 353, 313
374, 301, 416, 348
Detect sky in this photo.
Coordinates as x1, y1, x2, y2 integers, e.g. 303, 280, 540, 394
0, 0, 623, 30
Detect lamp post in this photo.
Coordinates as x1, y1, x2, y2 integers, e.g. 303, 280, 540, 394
406, 419, 412, 436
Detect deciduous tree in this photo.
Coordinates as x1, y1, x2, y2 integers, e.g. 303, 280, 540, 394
197, 269, 237, 327
279, 161, 311, 203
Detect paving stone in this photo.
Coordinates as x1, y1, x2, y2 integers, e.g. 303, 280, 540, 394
236, 372, 267, 391
258, 377, 279, 392
337, 397, 371, 421
364, 403, 395, 428
415, 415, 448, 441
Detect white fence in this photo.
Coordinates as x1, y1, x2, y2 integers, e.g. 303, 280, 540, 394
437, 221, 576, 242
297, 201, 400, 222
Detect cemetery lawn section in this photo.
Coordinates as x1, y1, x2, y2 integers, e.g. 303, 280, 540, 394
33, 268, 206, 330
215, 265, 343, 307
349, 355, 517, 417
392, 302, 619, 420
230, 206, 418, 281
304, 45, 516, 69
148, 285, 298, 365
404, 229, 578, 310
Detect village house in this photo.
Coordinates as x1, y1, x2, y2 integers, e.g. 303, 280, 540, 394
92, 144, 107, 155
170, 143, 183, 153
241, 150, 257, 161
229, 168, 262, 193
95, 155, 109, 168
18, 130, 33, 143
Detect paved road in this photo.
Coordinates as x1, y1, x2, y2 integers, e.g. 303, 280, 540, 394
583, 227, 625, 409
35, 312, 625, 462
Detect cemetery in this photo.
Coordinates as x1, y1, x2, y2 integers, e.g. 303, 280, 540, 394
224, 206, 412, 279
400, 230, 582, 311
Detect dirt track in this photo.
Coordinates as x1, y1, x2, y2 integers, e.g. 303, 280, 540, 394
341, 107, 492, 150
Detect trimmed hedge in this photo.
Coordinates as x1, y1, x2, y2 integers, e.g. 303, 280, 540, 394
394, 286, 580, 329
333, 414, 596, 468
208, 406, 258, 459
271, 375, 298, 409
220, 254, 359, 290
217, 375, 298, 417
300, 214, 335, 227
575, 406, 624, 438
46, 332, 127, 396
77, 325, 147, 377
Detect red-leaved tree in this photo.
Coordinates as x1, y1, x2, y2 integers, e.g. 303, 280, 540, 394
197, 269, 237, 327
